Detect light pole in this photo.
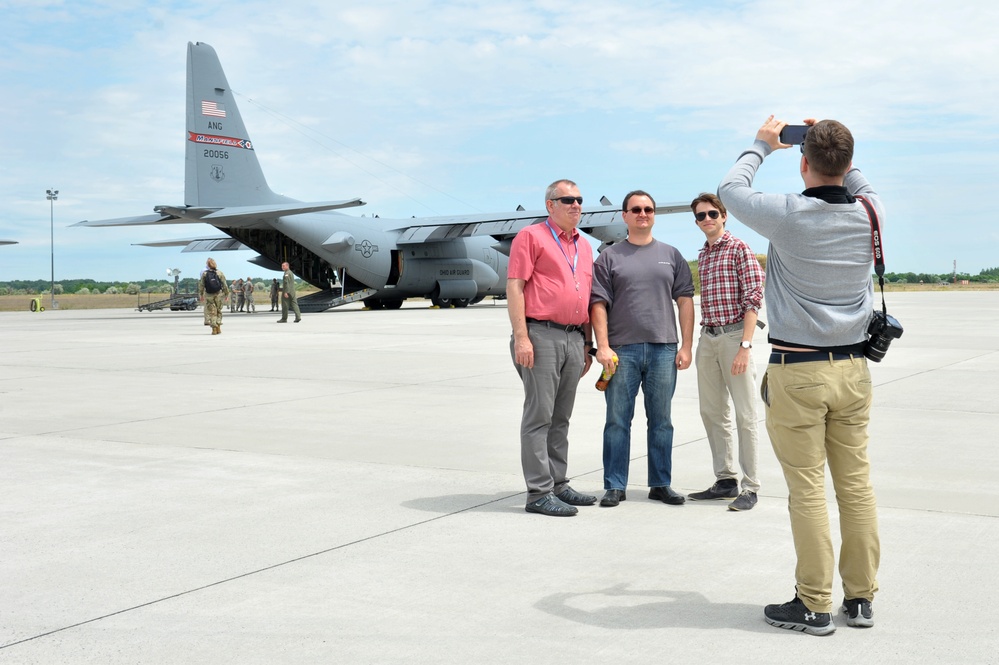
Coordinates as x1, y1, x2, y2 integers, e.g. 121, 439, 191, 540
46, 188, 58, 309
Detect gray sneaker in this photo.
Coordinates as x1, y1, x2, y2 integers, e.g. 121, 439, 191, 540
841, 597, 874, 627
728, 490, 758, 511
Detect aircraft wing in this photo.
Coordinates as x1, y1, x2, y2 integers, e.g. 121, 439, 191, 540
391, 202, 691, 249
0, 240, 17, 246
392, 206, 614, 244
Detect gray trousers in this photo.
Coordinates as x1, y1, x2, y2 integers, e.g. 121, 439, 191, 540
510, 323, 585, 502
280, 295, 301, 321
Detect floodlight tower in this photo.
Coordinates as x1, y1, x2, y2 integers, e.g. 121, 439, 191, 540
46, 189, 58, 308
167, 268, 182, 294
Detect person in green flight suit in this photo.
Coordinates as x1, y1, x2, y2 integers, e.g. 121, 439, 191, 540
278, 261, 301, 323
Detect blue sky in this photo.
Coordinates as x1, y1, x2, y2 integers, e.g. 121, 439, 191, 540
2, 0, 997, 282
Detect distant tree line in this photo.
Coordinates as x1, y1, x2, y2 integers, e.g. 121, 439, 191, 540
0, 278, 174, 296
0, 276, 308, 296
881, 266, 999, 284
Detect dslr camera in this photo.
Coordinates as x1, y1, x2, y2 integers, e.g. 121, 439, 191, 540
863, 310, 904, 362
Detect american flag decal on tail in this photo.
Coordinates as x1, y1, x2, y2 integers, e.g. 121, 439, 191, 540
201, 100, 226, 117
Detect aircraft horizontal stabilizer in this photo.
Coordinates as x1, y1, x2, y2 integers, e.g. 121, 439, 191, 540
75, 199, 364, 230
73, 213, 181, 228
200, 199, 365, 221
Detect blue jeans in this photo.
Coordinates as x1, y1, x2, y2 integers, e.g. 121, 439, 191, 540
602, 343, 678, 490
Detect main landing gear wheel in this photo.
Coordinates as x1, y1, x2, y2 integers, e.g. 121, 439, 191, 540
431, 295, 452, 308
452, 298, 471, 308
382, 300, 404, 310
363, 298, 384, 310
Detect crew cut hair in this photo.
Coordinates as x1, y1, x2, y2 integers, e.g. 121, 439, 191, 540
622, 189, 656, 211
803, 120, 854, 177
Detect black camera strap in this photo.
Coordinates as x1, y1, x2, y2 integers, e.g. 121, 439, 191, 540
856, 196, 887, 316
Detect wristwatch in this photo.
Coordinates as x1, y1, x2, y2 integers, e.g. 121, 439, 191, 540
740, 341, 752, 349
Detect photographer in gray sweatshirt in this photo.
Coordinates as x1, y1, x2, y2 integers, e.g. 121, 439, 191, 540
719, 116, 882, 636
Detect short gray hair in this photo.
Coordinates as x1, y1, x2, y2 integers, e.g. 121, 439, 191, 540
545, 179, 577, 202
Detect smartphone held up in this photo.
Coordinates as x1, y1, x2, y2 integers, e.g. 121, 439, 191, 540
779, 125, 809, 145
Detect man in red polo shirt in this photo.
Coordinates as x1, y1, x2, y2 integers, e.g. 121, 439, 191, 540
508, 179, 596, 517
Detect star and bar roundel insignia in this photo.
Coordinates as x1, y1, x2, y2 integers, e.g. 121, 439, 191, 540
355, 240, 379, 258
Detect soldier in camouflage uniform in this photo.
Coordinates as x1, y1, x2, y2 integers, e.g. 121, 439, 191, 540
198, 257, 230, 335
234, 278, 245, 312
243, 277, 255, 313
269, 278, 280, 311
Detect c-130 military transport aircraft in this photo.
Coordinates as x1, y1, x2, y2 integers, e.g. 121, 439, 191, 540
76, 42, 688, 311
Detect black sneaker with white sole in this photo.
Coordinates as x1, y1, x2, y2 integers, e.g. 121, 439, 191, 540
841, 597, 874, 627
764, 595, 835, 636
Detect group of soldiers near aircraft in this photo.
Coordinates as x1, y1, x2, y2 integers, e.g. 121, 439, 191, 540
224, 277, 281, 314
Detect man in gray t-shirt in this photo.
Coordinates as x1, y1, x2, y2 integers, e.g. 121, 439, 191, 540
590, 190, 695, 509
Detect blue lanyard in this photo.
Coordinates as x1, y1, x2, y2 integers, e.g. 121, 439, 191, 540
545, 220, 578, 276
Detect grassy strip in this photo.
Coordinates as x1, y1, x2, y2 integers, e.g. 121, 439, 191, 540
0, 289, 322, 312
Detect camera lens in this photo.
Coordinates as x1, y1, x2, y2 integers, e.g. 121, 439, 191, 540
863, 335, 891, 362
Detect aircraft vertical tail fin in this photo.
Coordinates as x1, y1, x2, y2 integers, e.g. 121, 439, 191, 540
185, 42, 292, 207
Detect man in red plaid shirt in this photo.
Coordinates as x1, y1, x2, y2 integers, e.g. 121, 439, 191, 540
688, 192, 765, 511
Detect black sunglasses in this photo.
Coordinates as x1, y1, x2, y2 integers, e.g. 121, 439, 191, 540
695, 210, 721, 221
550, 196, 583, 205
628, 206, 655, 215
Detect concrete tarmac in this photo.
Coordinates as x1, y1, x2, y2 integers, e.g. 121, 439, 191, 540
1, 291, 996, 663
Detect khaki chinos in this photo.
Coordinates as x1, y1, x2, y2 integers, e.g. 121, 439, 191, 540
695, 325, 760, 492
764, 354, 880, 613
